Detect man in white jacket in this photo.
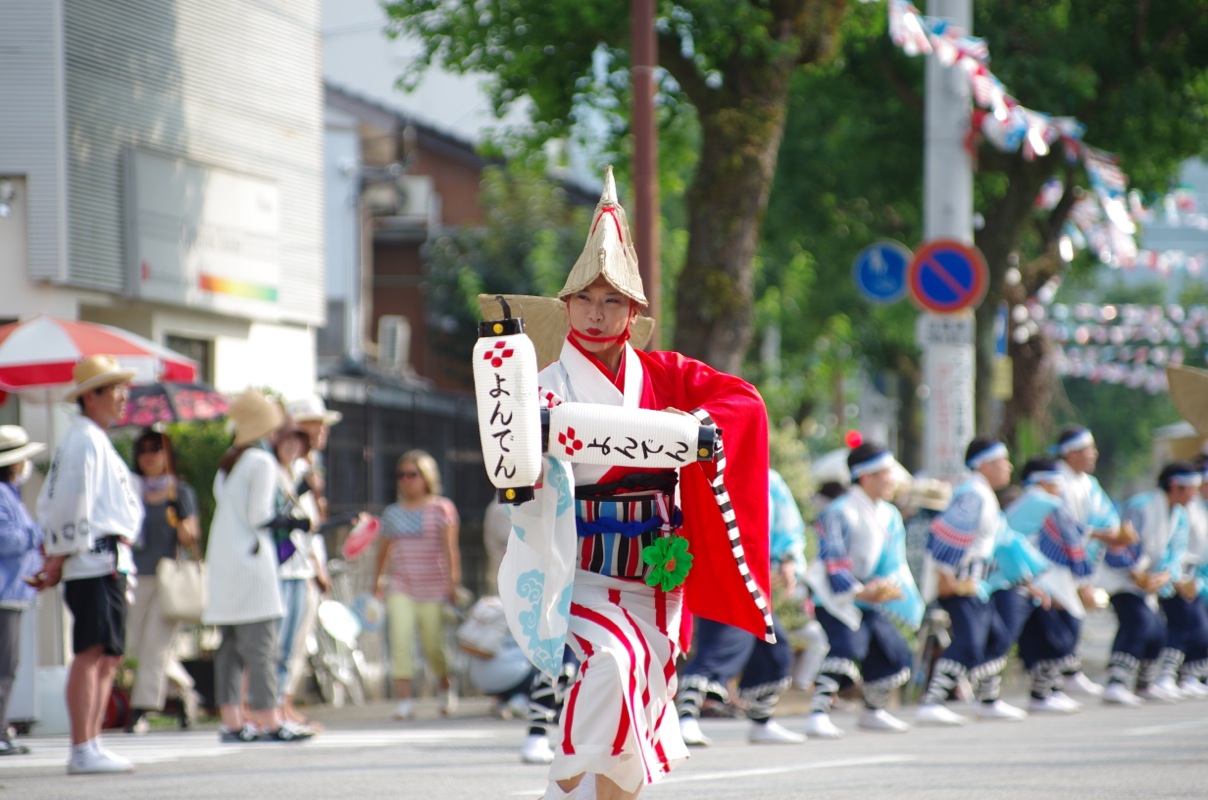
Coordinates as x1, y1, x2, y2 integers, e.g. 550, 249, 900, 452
33, 355, 144, 775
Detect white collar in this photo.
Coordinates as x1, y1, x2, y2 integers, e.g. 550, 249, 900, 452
556, 339, 642, 407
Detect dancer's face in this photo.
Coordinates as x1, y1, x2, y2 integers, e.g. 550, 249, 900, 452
565, 276, 637, 356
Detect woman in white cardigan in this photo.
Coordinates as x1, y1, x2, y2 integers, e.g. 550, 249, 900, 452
204, 389, 313, 743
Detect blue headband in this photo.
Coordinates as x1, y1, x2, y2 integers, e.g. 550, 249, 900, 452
1024, 470, 1063, 486
1057, 429, 1094, 455
967, 441, 1008, 470
1170, 472, 1203, 488
850, 451, 896, 481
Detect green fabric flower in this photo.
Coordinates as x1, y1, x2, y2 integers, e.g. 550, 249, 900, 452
642, 535, 693, 592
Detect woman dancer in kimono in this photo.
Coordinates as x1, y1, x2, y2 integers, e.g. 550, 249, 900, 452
492, 167, 774, 800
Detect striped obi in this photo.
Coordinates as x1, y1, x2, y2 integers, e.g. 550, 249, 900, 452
576, 490, 681, 581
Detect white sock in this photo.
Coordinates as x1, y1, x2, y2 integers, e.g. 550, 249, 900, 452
72, 740, 93, 758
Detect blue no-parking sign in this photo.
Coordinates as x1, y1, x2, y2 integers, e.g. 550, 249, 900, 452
852, 240, 912, 304
907, 239, 989, 313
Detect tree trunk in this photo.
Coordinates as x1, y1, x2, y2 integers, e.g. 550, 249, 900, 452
667, 0, 847, 374
972, 149, 1063, 436
673, 84, 792, 373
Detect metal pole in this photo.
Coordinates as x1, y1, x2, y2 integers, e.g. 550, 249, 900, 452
920, 0, 976, 480
631, 0, 660, 336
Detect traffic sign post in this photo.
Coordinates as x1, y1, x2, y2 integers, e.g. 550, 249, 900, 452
907, 238, 988, 313
853, 241, 911, 304
917, 314, 976, 479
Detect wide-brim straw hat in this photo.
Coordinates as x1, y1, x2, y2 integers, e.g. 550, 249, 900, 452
64, 354, 137, 400
477, 294, 655, 371
558, 166, 647, 306
0, 425, 46, 468
905, 477, 953, 512
228, 388, 285, 447
1167, 364, 1208, 435
286, 394, 343, 427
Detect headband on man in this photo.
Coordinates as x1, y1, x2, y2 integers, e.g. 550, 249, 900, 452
966, 441, 1008, 471
1056, 428, 1094, 456
849, 445, 895, 481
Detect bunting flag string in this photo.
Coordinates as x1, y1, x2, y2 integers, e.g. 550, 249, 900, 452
864, 0, 1141, 269
1012, 301, 1208, 392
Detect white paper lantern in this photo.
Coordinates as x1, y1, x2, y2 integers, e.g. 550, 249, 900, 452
473, 312, 542, 504
545, 403, 716, 468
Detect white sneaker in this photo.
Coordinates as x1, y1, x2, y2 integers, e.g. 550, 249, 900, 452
915, 703, 970, 726
748, 719, 805, 744
521, 733, 555, 764
1178, 678, 1208, 698
858, 708, 911, 733
803, 712, 845, 739
977, 700, 1028, 721
678, 715, 711, 747
392, 699, 415, 720
1028, 695, 1079, 714
1048, 691, 1082, 711
1101, 682, 1143, 707
1138, 679, 1183, 703
67, 748, 135, 775
1062, 671, 1104, 697
441, 690, 458, 716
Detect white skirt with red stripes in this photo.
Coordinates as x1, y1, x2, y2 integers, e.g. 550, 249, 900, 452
550, 570, 689, 792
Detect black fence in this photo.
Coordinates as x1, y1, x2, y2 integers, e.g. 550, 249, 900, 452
321, 376, 496, 596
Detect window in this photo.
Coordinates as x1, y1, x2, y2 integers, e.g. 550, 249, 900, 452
166, 335, 213, 384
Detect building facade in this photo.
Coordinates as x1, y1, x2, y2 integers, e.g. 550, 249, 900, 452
0, 0, 326, 433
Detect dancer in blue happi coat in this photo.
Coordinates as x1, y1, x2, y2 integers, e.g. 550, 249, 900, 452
1173, 457, 1208, 696
917, 438, 1028, 725
805, 443, 923, 739
1099, 461, 1199, 706
676, 469, 807, 746
1003, 457, 1096, 713
1053, 425, 1134, 697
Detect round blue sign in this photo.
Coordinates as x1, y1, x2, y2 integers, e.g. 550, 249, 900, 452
907, 239, 988, 313
853, 241, 912, 304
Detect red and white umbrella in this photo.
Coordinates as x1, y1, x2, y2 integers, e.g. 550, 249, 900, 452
0, 315, 197, 397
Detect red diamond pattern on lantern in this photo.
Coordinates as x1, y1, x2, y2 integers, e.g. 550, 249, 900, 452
556, 427, 583, 457
483, 340, 515, 369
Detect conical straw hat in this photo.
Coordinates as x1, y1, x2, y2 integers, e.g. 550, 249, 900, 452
559, 166, 647, 305
477, 294, 655, 371
1167, 364, 1208, 434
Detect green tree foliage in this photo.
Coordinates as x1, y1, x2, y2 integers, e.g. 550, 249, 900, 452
382, 0, 851, 374
972, 2, 1208, 442
760, 1, 1208, 464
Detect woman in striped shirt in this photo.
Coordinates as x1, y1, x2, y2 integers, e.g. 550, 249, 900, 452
373, 449, 461, 721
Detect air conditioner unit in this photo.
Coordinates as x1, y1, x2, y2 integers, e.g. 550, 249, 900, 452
377, 314, 411, 372
362, 181, 399, 217
396, 174, 433, 218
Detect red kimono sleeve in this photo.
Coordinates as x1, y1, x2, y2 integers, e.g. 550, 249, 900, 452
636, 350, 772, 641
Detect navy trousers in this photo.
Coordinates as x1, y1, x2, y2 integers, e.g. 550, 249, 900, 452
1109, 592, 1165, 661
938, 594, 1012, 670
680, 615, 792, 692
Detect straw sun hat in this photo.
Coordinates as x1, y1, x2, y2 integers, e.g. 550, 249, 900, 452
227, 388, 285, 447
286, 394, 343, 427
1167, 364, 1208, 435
476, 166, 654, 369
64, 354, 137, 400
0, 425, 46, 468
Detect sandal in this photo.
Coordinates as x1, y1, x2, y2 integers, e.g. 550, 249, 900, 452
0, 741, 30, 756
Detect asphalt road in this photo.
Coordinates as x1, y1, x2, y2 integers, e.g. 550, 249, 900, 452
1, 690, 1204, 800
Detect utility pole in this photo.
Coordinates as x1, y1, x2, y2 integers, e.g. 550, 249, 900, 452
920, 0, 976, 480
631, 0, 660, 335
